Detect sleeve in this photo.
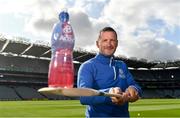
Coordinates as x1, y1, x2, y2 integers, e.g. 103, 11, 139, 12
77, 62, 112, 105
122, 62, 142, 97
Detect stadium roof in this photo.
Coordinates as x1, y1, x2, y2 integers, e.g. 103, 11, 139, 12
0, 34, 180, 69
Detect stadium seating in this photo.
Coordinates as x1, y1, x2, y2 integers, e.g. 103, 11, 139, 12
15, 86, 45, 100
142, 89, 164, 98
174, 89, 180, 98
0, 85, 21, 100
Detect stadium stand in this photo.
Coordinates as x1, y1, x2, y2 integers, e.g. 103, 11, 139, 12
14, 86, 44, 100
141, 89, 164, 98
0, 35, 180, 100
174, 89, 180, 97
0, 85, 21, 100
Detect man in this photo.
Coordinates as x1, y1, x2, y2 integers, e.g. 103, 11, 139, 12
77, 27, 142, 117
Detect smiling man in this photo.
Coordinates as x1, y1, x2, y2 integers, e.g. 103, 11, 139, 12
77, 27, 142, 117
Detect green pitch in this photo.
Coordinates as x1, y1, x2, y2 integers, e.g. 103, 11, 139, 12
0, 99, 180, 117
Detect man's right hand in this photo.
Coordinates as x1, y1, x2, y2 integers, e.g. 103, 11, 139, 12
109, 87, 128, 105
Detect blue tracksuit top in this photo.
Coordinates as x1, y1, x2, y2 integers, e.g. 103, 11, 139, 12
77, 53, 142, 117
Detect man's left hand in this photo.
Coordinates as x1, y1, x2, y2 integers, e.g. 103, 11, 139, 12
125, 86, 139, 102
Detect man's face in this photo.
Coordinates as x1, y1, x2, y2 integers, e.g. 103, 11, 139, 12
96, 31, 118, 56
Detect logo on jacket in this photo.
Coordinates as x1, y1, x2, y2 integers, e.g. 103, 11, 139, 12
119, 68, 125, 79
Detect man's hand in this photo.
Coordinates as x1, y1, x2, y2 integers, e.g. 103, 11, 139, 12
109, 87, 126, 105
125, 86, 139, 102
109, 86, 140, 105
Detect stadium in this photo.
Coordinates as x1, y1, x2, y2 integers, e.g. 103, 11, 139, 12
0, 35, 180, 117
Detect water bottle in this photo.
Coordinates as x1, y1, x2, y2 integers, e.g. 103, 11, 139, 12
48, 10, 75, 88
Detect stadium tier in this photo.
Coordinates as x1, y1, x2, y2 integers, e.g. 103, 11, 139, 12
0, 36, 180, 100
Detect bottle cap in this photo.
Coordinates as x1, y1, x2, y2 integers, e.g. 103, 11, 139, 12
59, 11, 69, 22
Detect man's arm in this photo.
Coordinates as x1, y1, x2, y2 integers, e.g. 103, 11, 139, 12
109, 61, 142, 105
77, 62, 112, 105
121, 62, 142, 102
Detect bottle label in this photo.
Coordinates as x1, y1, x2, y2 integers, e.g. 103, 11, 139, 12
58, 23, 75, 49
51, 22, 75, 54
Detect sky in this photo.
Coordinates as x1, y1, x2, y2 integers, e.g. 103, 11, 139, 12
0, 0, 180, 62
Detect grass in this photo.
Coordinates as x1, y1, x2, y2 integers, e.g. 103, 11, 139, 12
129, 99, 180, 117
0, 100, 85, 117
0, 99, 180, 117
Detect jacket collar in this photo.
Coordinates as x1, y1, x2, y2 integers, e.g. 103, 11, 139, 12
95, 53, 115, 66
